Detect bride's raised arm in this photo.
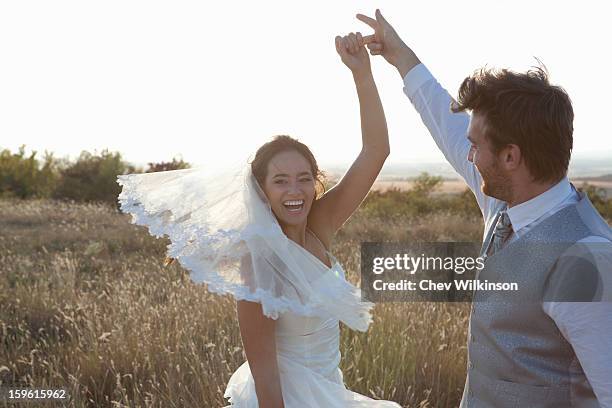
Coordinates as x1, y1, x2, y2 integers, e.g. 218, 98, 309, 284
309, 32, 389, 243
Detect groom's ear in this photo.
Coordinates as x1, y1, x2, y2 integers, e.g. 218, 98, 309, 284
500, 144, 522, 171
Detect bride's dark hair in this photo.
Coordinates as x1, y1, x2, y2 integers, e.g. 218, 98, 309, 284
250, 135, 326, 197
164, 135, 326, 268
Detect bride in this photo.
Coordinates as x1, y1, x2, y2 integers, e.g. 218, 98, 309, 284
117, 32, 400, 407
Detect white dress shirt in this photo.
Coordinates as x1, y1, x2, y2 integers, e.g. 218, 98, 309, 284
402, 63, 612, 406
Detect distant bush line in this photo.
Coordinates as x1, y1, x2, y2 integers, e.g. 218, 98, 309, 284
0, 145, 189, 205
1, 145, 610, 220
359, 173, 482, 219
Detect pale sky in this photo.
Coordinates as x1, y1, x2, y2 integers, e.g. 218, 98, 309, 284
1, 1, 610, 171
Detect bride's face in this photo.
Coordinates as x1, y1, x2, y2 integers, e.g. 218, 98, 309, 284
262, 150, 316, 227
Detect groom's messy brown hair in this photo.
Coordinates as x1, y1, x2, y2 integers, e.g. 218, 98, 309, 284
451, 62, 573, 183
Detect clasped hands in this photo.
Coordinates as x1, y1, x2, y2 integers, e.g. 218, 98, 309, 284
336, 9, 417, 79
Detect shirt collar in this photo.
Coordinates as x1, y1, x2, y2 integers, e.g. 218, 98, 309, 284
506, 177, 574, 234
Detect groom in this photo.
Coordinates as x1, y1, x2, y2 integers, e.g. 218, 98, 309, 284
356, 9, 612, 408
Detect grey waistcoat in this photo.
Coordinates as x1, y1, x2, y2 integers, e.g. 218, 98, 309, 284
460, 191, 612, 408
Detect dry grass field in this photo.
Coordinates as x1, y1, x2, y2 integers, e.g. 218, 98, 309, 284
1, 198, 485, 407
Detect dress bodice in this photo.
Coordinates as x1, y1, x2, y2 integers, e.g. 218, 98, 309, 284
276, 311, 341, 380
275, 256, 345, 380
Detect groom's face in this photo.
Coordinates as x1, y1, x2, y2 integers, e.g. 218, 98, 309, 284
468, 113, 511, 200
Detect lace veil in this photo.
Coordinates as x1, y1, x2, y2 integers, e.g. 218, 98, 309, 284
116, 162, 373, 331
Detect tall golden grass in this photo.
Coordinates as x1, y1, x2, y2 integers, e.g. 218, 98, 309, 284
1, 198, 483, 407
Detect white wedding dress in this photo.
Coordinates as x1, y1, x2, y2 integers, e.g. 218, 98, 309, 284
116, 164, 401, 408
224, 255, 401, 407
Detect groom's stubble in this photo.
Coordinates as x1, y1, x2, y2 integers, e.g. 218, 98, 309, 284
479, 159, 513, 202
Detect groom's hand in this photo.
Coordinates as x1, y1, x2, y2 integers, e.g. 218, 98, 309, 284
357, 9, 421, 78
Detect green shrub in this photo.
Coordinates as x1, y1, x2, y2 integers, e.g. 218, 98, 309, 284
52, 150, 136, 204
0, 145, 61, 199
0, 146, 197, 204
145, 157, 190, 173
361, 173, 480, 218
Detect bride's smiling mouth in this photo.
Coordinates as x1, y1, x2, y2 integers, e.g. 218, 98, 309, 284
283, 199, 305, 213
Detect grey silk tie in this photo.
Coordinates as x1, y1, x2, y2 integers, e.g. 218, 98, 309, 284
489, 211, 513, 256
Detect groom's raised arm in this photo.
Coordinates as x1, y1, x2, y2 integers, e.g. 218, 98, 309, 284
358, 10, 494, 217
401, 65, 486, 208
